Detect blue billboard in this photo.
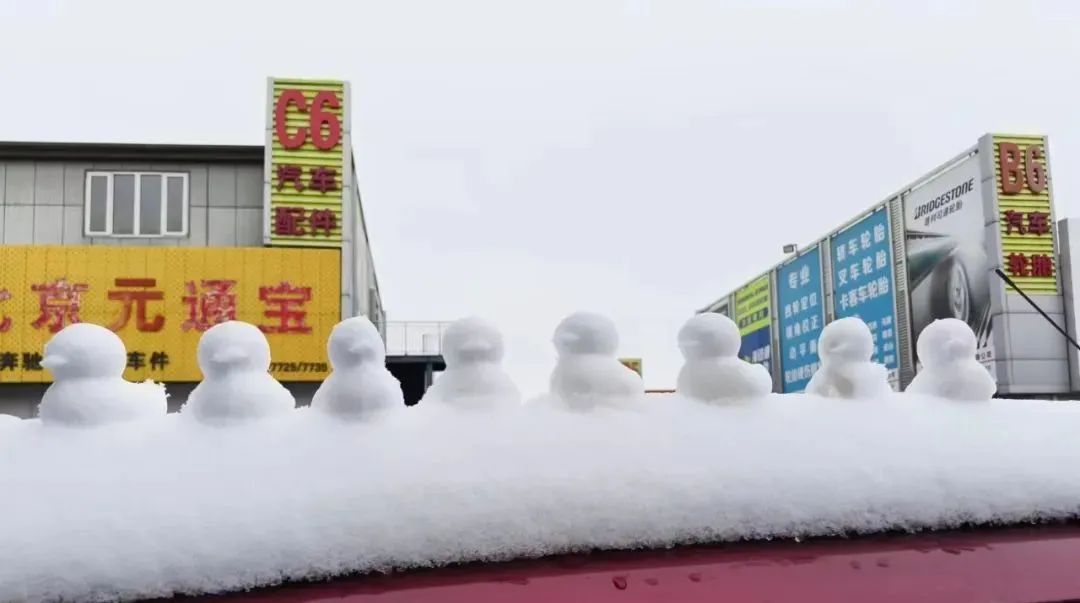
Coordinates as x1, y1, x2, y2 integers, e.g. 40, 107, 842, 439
777, 245, 825, 392
738, 327, 772, 374
830, 207, 899, 380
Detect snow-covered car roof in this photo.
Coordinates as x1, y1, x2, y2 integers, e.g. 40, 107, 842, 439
2, 393, 1080, 602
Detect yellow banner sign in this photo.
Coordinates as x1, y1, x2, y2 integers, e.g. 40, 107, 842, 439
268, 78, 348, 248
619, 358, 642, 377
733, 274, 771, 335
993, 134, 1058, 294
0, 246, 341, 383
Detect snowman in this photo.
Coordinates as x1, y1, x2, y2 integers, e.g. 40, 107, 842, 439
311, 316, 404, 420
907, 318, 995, 401
38, 323, 167, 426
549, 312, 642, 410
184, 321, 295, 424
676, 313, 772, 402
805, 317, 892, 399
422, 316, 521, 410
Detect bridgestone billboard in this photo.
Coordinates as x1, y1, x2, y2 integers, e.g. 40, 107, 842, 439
902, 156, 995, 378
698, 132, 1067, 396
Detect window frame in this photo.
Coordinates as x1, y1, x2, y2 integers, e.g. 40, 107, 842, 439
84, 171, 190, 238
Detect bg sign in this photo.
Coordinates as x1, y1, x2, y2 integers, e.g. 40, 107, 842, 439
830, 207, 899, 383
993, 135, 1057, 294
777, 246, 825, 392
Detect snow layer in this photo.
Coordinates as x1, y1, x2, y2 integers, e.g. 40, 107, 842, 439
3, 393, 1080, 602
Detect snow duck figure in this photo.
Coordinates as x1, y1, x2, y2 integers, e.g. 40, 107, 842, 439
907, 318, 995, 401
676, 313, 772, 402
549, 312, 642, 410
423, 316, 521, 410
185, 321, 295, 424
312, 316, 404, 420
805, 317, 892, 399
38, 323, 166, 426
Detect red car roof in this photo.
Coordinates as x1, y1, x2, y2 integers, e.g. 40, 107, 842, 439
195, 523, 1080, 603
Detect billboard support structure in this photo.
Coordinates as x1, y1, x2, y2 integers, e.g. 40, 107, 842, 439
995, 268, 1080, 353
977, 134, 1068, 394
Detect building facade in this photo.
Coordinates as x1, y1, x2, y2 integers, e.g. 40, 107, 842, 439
701, 133, 1078, 398
0, 77, 396, 417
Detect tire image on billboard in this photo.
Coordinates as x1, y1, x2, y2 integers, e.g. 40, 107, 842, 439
902, 157, 995, 377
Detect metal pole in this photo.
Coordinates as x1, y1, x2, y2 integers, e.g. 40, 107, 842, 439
994, 268, 1080, 353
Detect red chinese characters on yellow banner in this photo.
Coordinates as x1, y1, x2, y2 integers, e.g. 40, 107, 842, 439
0, 246, 341, 383
21, 277, 315, 335
268, 79, 347, 247
994, 136, 1058, 293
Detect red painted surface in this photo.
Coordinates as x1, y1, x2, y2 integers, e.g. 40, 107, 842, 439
187, 524, 1080, 603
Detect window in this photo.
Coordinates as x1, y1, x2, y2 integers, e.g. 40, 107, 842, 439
85, 172, 188, 237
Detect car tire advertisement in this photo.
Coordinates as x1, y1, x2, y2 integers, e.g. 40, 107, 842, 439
902, 157, 995, 376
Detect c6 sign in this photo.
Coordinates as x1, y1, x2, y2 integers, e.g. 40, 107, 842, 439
275, 89, 341, 151
266, 78, 350, 248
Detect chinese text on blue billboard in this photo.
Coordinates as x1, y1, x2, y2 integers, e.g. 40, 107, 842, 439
777, 246, 825, 392
830, 208, 899, 380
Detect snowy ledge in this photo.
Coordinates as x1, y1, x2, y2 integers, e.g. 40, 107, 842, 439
2, 394, 1080, 602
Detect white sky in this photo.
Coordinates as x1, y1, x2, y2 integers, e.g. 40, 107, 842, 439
1, 0, 1079, 393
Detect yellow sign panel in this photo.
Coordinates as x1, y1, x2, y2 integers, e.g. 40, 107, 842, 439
993, 134, 1058, 294
0, 246, 340, 383
733, 274, 771, 335
268, 78, 348, 248
619, 358, 642, 377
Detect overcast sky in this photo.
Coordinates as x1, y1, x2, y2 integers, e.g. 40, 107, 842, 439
2, 0, 1079, 393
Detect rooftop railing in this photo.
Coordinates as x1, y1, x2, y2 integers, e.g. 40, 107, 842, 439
380, 321, 452, 357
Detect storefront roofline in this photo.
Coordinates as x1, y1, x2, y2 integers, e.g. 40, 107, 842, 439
0, 141, 263, 164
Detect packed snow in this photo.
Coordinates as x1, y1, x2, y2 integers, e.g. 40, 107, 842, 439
184, 321, 295, 425
908, 318, 997, 401
420, 317, 521, 409
312, 316, 404, 420
37, 323, 166, 427
805, 317, 893, 399
548, 311, 644, 410
676, 313, 772, 402
2, 314, 1079, 602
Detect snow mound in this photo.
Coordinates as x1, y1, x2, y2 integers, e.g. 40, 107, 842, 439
3, 394, 1080, 602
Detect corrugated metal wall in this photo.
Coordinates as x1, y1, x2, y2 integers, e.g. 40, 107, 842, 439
0, 160, 264, 247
